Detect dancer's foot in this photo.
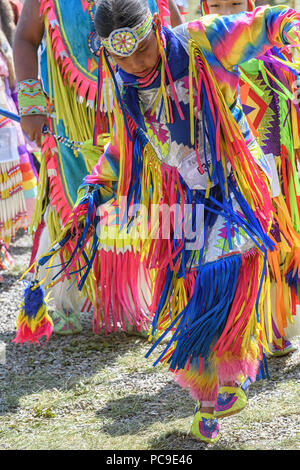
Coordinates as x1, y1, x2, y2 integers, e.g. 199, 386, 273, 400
51, 309, 82, 335
190, 402, 220, 444
269, 338, 297, 357
215, 377, 251, 419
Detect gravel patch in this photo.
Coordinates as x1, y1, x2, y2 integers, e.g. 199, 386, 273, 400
0, 231, 299, 450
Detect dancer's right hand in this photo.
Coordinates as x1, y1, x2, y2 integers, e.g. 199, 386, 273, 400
20, 114, 49, 148
70, 223, 95, 240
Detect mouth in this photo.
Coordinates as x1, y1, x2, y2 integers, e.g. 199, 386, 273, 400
133, 57, 161, 80
134, 69, 151, 78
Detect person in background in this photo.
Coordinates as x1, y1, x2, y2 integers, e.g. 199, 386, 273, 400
0, 0, 37, 278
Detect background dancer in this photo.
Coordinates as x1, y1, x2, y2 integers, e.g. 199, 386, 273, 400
0, 0, 37, 277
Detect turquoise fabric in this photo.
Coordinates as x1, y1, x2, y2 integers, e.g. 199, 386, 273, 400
39, 0, 161, 207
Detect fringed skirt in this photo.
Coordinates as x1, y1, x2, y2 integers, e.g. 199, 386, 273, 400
0, 159, 27, 244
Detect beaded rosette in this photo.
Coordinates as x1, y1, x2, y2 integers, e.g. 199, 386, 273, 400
101, 9, 153, 57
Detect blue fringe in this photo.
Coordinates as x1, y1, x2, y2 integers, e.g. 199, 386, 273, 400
146, 254, 242, 370
48, 187, 102, 290
23, 282, 45, 319
285, 269, 300, 290
256, 352, 270, 381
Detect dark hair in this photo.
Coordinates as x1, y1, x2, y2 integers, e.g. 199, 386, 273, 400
94, 0, 149, 38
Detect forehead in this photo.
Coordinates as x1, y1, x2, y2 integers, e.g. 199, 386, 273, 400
136, 28, 155, 50
206, 0, 247, 3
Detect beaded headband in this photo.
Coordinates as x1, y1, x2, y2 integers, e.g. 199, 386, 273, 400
101, 9, 153, 57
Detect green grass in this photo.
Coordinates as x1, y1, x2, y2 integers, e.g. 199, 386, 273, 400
0, 330, 299, 450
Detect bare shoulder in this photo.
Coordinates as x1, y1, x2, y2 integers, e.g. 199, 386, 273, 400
14, 0, 44, 45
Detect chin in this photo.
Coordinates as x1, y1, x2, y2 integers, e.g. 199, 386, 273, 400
135, 71, 150, 78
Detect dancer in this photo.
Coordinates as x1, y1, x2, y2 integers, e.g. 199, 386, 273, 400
15, 0, 300, 444
201, 0, 300, 358
13, 0, 102, 334
0, 0, 37, 275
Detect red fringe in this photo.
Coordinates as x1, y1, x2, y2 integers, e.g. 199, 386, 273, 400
40, 0, 97, 104
13, 318, 53, 345
213, 249, 259, 357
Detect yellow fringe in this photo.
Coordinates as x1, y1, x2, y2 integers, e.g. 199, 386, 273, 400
45, 17, 95, 142
17, 292, 52, 334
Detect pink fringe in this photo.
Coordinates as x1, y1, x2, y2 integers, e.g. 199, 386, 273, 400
92, 249, 151, 335
174, 369, 219, 402
218, 357, 259, 386
213, 249, 260, 357
40, 0, 97, 103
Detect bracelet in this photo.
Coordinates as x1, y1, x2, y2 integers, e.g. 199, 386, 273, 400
17, 79, 48, 117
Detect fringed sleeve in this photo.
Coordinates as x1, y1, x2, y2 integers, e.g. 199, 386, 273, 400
189, 6, 300, 71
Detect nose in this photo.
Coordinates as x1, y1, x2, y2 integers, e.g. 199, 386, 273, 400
126, 54, 145, 74
219, 6, 232, 15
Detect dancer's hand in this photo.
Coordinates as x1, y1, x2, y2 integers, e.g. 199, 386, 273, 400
20, 114, 49, 147
70, 223, 95, 240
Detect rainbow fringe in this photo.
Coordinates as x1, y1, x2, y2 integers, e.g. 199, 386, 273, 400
17, 27, 279, 354
13, 282, 53, 344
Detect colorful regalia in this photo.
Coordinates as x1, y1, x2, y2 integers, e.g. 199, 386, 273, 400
0, 29, 38, 247
200, 0, 300, 351
23, 0, 105, 325
239, 49, 300, 342
15, 6, 300, 402
23, 0, 169, 333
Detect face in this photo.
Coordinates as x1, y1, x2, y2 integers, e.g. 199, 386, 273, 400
206, 0, 248, 15
107, 28, 160, 78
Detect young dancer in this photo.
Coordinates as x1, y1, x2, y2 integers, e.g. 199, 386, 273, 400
15, 0, 300, 443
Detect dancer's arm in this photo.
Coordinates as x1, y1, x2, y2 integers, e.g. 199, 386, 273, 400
189, 5, 300, 70
80, 142, 120, 205
168, 0, 184, 27
13, 0, 48, 147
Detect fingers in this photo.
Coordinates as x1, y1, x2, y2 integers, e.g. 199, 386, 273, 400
71, 223, 95, 239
